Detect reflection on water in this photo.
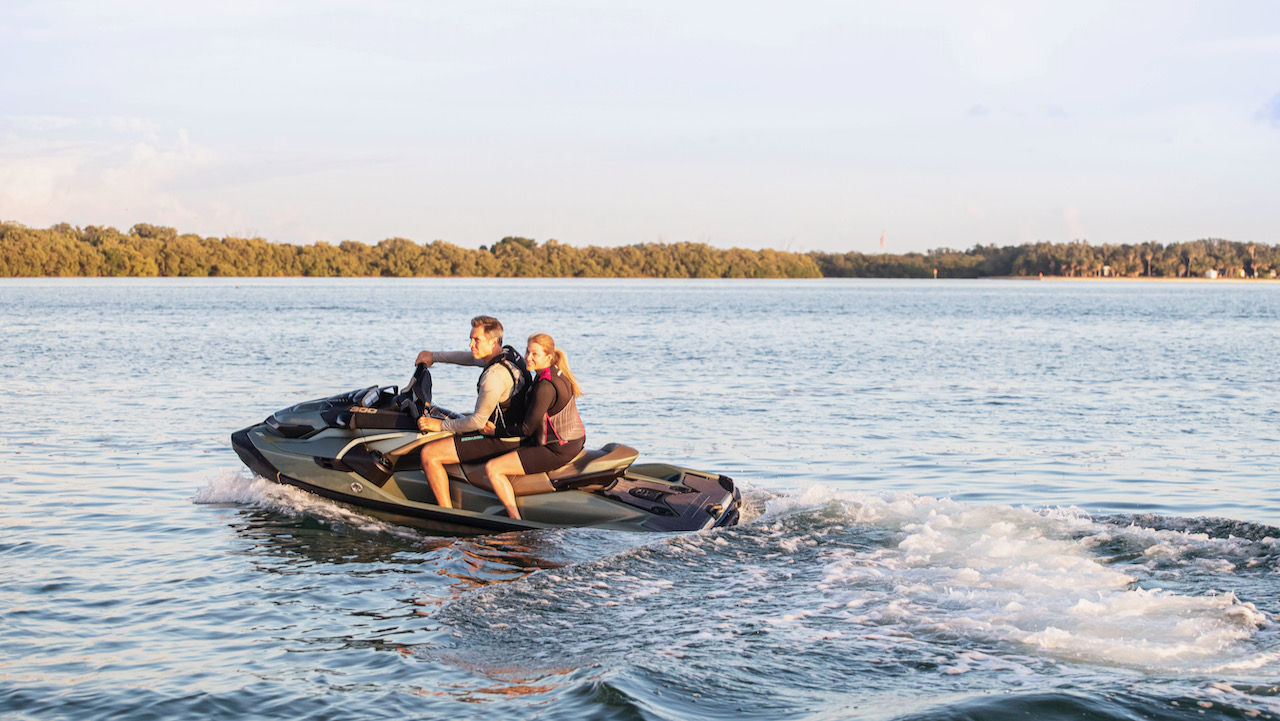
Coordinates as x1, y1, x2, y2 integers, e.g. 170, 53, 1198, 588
221, 502, 573, 610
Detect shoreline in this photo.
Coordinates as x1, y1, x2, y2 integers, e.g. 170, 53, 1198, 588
2, 273, 1278, 282
1022, 275, 1278, 283
1, 274, 1278, 282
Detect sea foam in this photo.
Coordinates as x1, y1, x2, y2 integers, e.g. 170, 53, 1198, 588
192, 468, 422, 540
796, 489, 1272, 674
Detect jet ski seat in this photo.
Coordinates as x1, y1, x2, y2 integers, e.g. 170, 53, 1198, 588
545, 443, 638, 486
462, 443, 639, 496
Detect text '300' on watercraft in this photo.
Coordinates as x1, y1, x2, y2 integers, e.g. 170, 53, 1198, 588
231, 368, 741, 534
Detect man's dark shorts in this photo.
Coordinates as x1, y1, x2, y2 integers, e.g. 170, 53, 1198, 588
453, 433, 522, 463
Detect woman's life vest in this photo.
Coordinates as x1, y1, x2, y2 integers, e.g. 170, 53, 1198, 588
535, 366, 585, 446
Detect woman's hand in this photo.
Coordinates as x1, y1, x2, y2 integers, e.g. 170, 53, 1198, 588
417, 416, 442, 433
415, 350, 434, 367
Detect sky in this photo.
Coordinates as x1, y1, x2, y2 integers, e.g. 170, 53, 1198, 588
1, 1, 1278, 254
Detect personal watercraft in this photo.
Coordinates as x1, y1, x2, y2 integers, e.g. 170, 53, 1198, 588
231, 366, 741, 534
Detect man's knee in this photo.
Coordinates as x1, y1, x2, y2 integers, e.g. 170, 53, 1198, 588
421, 439, 457, 465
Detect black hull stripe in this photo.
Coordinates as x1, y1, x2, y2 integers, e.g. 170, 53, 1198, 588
274, 472, 530, 533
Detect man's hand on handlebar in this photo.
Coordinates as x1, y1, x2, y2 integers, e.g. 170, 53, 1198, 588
415, 350, 434, 367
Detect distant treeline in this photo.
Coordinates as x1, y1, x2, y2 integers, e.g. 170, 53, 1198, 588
2, 221, 1277, 279
815, 239, 1280, 279
0, 222, 821, 278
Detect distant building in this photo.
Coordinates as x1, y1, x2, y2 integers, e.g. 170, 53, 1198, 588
1204, 269, 1218, 279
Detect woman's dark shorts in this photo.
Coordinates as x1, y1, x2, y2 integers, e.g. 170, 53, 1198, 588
514, 437, 586, 475
453, 433, 522, 463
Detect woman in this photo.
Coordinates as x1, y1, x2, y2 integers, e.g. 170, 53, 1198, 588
482, 333, 585, 520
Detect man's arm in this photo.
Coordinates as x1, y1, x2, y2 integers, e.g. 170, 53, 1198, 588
418, 350, 484, 367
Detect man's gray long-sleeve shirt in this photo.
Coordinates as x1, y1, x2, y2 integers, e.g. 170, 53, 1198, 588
432, 350, 517, 434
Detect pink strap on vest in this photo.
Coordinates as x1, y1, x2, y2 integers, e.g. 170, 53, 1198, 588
546, 415, 565, 445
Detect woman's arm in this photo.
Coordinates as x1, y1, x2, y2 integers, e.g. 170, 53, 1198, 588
496, 379, 554, 439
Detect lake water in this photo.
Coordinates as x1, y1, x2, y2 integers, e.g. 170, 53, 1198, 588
2, 278, 1278, 720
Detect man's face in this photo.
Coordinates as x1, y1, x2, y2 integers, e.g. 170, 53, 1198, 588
469, 327, 499, 359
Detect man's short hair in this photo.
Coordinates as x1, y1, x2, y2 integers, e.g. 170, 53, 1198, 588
470, 315, 503, 344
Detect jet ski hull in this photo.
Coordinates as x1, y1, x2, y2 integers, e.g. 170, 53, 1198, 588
230, 387, 741, 534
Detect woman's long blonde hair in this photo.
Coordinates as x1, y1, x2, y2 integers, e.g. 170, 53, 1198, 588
528, 333, 582, 397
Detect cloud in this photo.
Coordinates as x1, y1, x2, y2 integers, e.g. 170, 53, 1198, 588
0, 115, 229, 231
97, 130, 215, 193
1260, 93, 1280, 128
0, 147, 80, 215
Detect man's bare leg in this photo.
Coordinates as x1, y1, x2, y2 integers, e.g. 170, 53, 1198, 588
420, 437, 460, 508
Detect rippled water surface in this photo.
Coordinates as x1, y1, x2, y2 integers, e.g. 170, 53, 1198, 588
2, 278, 1279, 720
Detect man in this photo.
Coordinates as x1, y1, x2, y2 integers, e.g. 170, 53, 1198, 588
414, 315, 529, 508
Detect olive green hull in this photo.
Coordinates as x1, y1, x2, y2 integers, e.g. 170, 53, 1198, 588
232, 422, 740, 535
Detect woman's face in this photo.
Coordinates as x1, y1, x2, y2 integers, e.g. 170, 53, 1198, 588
525, 341, 553, 371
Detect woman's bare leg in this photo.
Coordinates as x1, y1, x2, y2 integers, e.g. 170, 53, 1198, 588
483, 451, 527, 520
